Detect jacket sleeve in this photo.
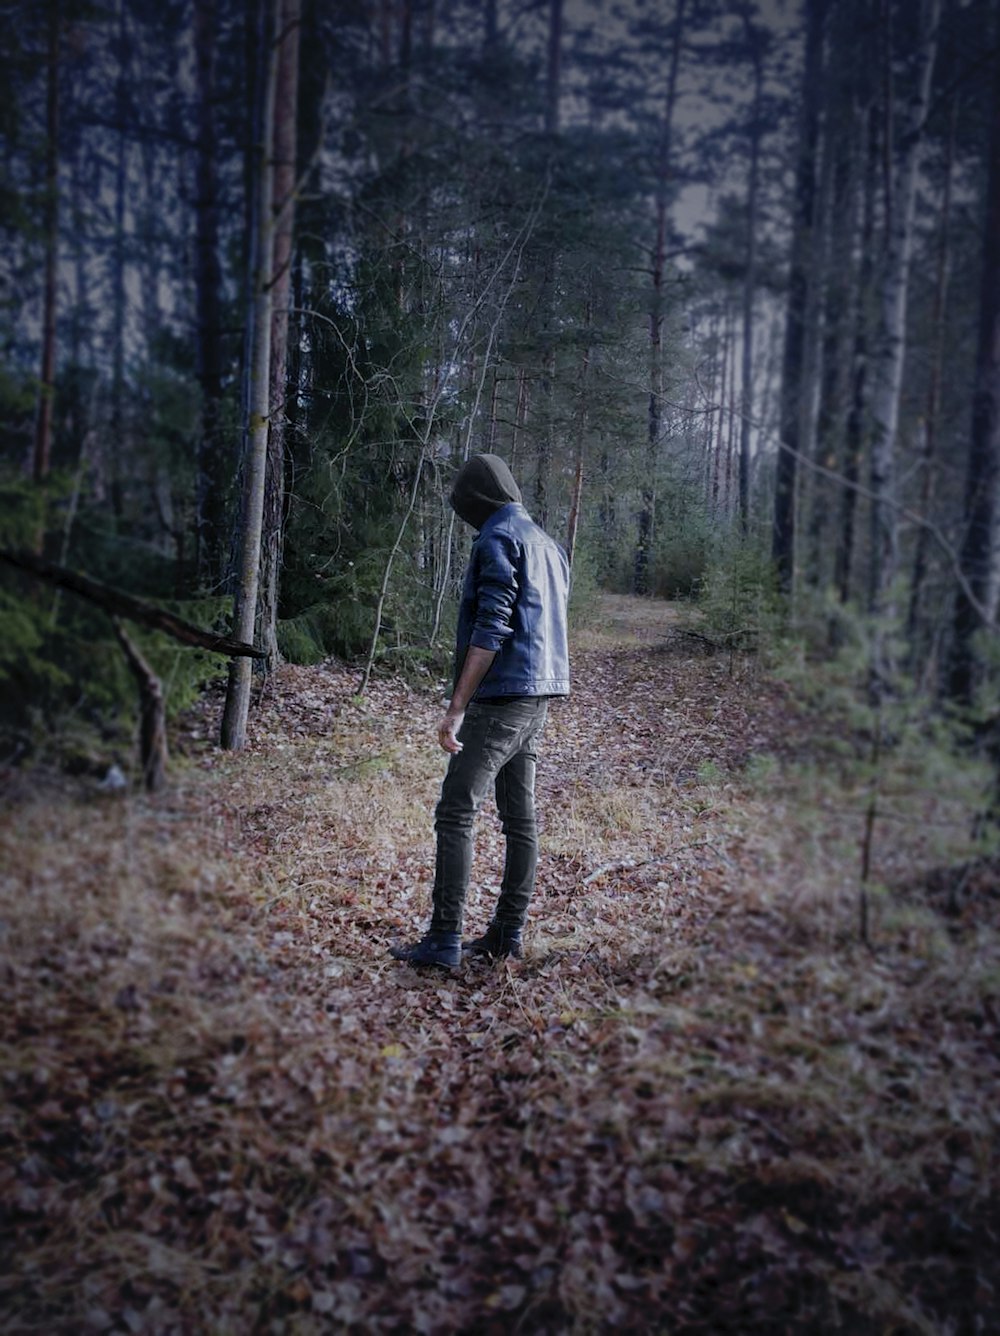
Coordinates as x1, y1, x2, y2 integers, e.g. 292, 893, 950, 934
470, 532, 518, 652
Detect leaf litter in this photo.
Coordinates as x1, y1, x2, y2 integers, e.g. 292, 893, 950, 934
1, 594, 998, 1333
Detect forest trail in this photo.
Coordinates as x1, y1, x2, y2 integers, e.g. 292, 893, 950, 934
2, 595, 998, 1334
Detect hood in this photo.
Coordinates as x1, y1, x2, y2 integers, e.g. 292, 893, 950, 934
448, 453, 522, 530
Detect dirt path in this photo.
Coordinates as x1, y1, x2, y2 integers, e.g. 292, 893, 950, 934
1, 596, 998, 1333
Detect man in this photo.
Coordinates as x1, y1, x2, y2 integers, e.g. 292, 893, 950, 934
390, 453, 570, 969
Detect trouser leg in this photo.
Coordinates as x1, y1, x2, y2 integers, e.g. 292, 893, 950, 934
430, 708, 505, 934
429, 698, 547, 934
494, 703, 547, 927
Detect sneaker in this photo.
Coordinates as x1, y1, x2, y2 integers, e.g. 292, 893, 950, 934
389, 930, 461, 969
462, 920, 523, 960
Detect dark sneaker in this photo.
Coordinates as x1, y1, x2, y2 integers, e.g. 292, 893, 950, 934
463, 920, 523, 960
389, 931, 461, 969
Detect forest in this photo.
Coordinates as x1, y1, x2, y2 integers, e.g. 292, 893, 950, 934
2, 0, 1000, 1331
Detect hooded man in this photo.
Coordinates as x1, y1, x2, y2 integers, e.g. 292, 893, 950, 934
390, 454, 571, 969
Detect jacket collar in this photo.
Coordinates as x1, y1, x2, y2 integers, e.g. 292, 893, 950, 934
477, 501, 526, 537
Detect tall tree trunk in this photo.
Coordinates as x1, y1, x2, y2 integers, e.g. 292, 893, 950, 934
712, 309, 727, 511
635, 0, 686, 594
193, 0, 226, 587
566, 301, 591, 569
772, 0, 826, 593
836, 96, 879, 605
738, 7, 764, 532
534, 0, 564, 530
33, 0, 59, 489
259, 0, 302, 671
545, 0, 563, 136
808, 72, 857, 588
947, 42, 1000, 705
868, 0, 940, 680
907, 97, 956, 655
221, 0, 279, 751
109, 0, 128, 521
511, 366, 527, 474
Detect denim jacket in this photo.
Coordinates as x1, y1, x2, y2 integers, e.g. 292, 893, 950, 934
455, 503, 570, 700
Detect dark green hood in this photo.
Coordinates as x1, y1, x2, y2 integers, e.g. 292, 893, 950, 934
449, 454, 522, 530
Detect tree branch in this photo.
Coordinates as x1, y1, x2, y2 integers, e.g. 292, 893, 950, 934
0, 549, 265, 658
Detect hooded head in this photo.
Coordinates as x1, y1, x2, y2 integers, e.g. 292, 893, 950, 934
449, 453, 522, 530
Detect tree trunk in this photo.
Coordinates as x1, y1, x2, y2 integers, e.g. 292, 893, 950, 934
566, 304, 591, 570
808, 71, 857, 588
907, 98, 956, 655
33, 0, 59, 489
511, 366, 527, 474
635, 0, 686, 595
111, 619, 168, 792
947, 41, 1000, 704
193, 0, 227, 587
259, 0, 302, 671
534, 0, 564, 531
545, 0, 563, 136
738, 8, 764, 532
836, 97, 879, 605
109, 0, 128, 522
868, 0, 940, 680
772, 0, 826, 593
221, 0, 279, 752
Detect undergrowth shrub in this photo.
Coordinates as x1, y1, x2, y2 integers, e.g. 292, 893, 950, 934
695, 535, 783, 663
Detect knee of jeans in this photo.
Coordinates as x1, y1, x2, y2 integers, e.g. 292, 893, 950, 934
435, 796, 476, 828
499, 813, 536, 835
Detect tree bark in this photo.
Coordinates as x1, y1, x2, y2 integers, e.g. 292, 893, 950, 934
772, 0, 826, 594
635, 0, 686, 595
868, 0, 941, 680
738, 6, 764, 532
111, 619, 168, 792
947, 41, 1000, 704
221, 0, 279, 751
33, 0, 59, 488
259, 0, 302, 671
907, 97, 956, 654
836, 97, 879, 605
566, 303, 591, 570
193, 0, 227, 587
808, 60, 857, 588
108, 0, 128, 521
545, 0, 563, 137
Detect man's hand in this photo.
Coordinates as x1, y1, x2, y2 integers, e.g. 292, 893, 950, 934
437, 709, 465, 754
437, 646, 496, 756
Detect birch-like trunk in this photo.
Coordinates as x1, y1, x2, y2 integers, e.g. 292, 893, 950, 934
738, 9, 764, 532
868, 0, 941, 674
220, 0, 279, 752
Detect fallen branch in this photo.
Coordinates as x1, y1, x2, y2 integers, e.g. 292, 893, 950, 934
583, 841, 711, 885
0, 548, 265, 657
110, 617, 168, 792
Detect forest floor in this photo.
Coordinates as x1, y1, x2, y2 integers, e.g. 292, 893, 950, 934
1, 594, 999, 1334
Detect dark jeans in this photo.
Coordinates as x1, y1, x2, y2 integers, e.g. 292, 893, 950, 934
429, 696, 549, 935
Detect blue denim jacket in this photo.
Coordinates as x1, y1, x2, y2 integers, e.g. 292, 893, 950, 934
456, 503, 571, 699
